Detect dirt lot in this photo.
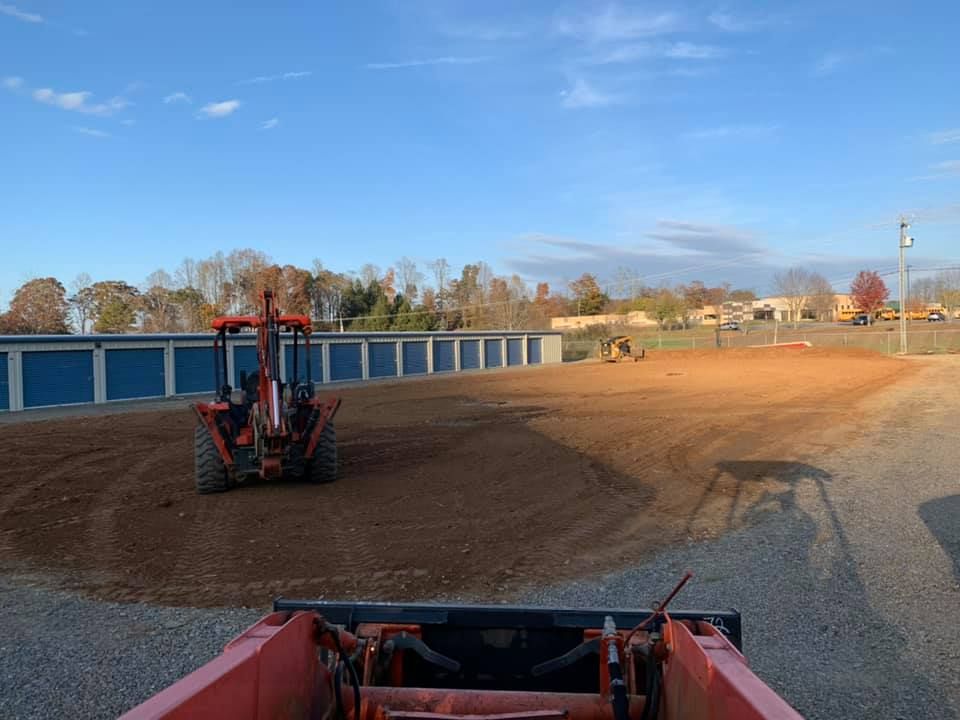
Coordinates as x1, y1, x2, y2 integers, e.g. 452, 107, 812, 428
0, 347, 911, 607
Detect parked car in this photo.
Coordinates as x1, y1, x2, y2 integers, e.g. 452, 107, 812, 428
718, 321, 740, 331
928, 312, 946, 322
852, 314, 870, 326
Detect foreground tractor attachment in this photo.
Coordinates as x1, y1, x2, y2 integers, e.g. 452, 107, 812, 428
121, 582, 803, 720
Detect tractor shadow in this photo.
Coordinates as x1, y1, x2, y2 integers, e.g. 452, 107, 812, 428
684, 460, 832, 536
680, 460, 956, 720
919, 494, 960, 582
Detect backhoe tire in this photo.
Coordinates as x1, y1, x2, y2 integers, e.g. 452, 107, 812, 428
308, 421, 337, 485
195, 425, 230, 494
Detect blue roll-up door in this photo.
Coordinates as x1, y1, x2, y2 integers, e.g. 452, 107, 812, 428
106, 348, 165, 400
507, 338, 524, 366
484, 339, 503, 368
368, 342, 397, 378
330, 343, 362, 381
284, 344, 323, 384
460, 340, 480, 370
233, 345, 259, 388
527, 337, 542, 364
0, 353, 8, 410
23, 350, 94, 408
434, 340, 455, 372
175, 347, 215, 394
402, 341, 428, 375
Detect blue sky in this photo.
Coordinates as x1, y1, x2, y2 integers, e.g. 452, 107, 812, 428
2, 0, 959, 304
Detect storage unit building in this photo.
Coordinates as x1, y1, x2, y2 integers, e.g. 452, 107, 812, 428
0, 331, 562, 412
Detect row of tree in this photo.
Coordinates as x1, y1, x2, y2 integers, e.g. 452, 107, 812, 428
2, 249, 953, 335
0, 252, 578, 335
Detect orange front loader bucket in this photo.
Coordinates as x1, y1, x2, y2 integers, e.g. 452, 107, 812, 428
120, 601, 803, 720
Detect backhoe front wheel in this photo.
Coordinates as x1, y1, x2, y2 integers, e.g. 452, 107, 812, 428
308, 421, 337, 484
195, 425, 230, 494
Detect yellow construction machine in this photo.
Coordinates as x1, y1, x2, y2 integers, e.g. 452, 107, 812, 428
599, 335, 645, 362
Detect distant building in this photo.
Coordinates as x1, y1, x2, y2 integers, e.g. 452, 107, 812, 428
704, 294, 857, 323
550, 311, 657, 330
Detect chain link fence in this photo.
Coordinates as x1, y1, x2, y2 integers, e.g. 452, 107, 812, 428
561, 326, 960, 361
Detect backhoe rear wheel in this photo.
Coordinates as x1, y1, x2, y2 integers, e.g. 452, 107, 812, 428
308, 421, 337, 484
195, 425, 230, 494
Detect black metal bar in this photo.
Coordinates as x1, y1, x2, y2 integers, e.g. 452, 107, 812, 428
604, 617, 629, 720
292, 328, 299, 384
272, 600, 743, 651
305, 333, 312, 384
219, 329, 229, 393
213, 332, 220, 392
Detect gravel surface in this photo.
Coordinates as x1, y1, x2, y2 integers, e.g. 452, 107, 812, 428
1, 356, 957, 719
525, 355, 960, 720
0, 574, 261, 718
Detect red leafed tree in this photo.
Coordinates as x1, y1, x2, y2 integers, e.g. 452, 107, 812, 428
850, 270, 889, 324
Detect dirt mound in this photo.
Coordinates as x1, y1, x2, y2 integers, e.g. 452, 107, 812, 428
0, 349, 909, 607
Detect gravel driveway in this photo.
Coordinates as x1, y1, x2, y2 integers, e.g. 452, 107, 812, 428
1, 355, 957, 719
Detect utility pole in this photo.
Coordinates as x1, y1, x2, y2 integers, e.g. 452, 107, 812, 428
898, 218, 914, 354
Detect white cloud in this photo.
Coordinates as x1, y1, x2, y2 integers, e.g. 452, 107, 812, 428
708, 11, 772, 32
556, 6, 681, 41
933, 160, 960, 172
587, 41, 723, 64
0, 2, 43, 23
73, 126, 110, 138
260, 117, 279, 130
560, 78, 618, 109
929, 129, 960, 145
34, 88, 84, 108
815, 52, 846, 75
163, 91, 192, 104
32, 87, 131, 115
365, 56, 490, 70
237, 70, 312, 85
439, 22, 527, 41
685, 124, 778, 140
664, 42, 724, 59
910, 160, 960, 181
198, 99, 240, 118
2, 75, 23, 89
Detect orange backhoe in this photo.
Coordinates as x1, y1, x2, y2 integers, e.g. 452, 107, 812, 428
192, 289, 341, 493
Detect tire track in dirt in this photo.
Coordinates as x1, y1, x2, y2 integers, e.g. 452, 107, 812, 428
83, 443, 173, 589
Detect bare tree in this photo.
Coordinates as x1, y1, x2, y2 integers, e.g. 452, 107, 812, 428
773, 267, 816, 328
806, 272, 836, 321
396, 257, 422, 302
174, 258, 197, 289
428, 258, 451, 310
69, 272, 94, 333
145, 269, 174, 290
359, 263, 381, 288
935, 269, 960, 315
